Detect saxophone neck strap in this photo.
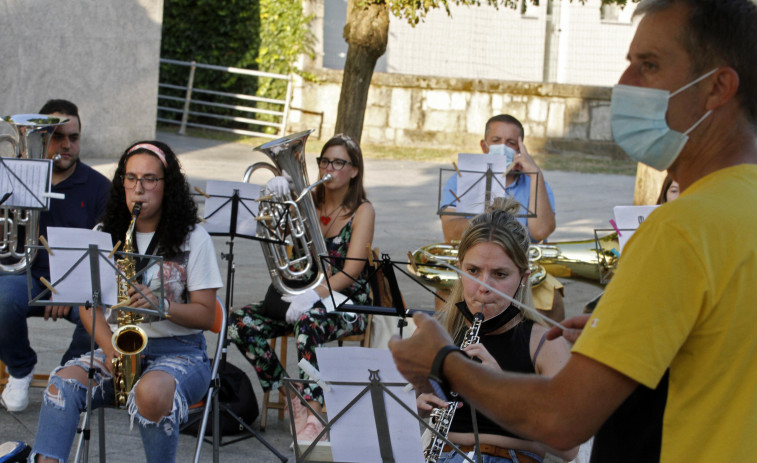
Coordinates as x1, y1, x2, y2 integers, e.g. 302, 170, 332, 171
134, 233, 159, 283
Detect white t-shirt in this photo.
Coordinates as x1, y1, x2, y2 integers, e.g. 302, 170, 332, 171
106, 225, 223, 338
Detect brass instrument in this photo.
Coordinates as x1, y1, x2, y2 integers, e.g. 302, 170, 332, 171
424, 312, 484, 463
111, 202, 148, 408
243, 130, 332, 296
409, 232, 620, 290
0, 114, 67, 273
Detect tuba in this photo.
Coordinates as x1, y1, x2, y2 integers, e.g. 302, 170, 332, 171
409, 232, 620, 290
243, 130, 331, 296
0, 114, 67, 273
111, 202, 148, 408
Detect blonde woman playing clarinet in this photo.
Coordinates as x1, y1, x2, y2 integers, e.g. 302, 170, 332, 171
417, 197, 577, 463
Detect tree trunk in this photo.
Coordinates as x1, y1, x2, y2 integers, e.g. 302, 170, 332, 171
633, 163, 667, 205
334, 0, 389, 144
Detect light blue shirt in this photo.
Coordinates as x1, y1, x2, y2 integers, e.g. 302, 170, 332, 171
440, 172, 556, 241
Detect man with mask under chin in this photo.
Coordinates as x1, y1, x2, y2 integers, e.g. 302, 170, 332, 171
438, 114, 563, 320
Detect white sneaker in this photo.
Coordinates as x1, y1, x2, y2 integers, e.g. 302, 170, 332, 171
1, 372, 34, 412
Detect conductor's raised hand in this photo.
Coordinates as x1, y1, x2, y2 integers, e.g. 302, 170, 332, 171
388, 312, 455, 393
546, 314, 590, 344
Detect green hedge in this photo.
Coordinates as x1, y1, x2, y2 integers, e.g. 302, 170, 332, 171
160, 0, 313, 134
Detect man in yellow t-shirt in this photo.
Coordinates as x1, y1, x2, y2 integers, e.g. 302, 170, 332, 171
388, 1, 757, 462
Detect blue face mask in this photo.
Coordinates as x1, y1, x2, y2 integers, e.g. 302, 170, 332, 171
610, 68, 717, 171
486, 143, 516, 169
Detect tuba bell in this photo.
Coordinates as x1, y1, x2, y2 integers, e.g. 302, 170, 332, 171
0, 114, 67, 273
243, 130, 331, 296
408, 232, 620, 290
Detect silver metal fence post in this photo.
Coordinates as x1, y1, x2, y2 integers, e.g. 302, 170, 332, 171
179, 61, 196, 135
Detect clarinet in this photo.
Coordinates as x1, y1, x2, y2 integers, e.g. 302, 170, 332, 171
424, 312, 484, 463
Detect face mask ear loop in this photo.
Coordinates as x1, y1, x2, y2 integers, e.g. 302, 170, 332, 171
670, 68, 719, 99
684, 110, 713, 136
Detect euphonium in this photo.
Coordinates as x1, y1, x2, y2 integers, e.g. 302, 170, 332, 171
424, 312, 484, 463
243, 129, 331, 296
0, 114, 66, 273
111, 202, 148, 408
408, 232, 620, 290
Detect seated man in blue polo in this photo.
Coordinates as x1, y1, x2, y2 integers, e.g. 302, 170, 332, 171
439, 114, 564, 321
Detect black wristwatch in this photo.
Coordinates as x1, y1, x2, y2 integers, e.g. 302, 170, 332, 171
428, 345, 466, 401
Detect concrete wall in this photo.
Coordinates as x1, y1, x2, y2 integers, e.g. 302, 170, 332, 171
289, 68, 623, 157
0, 0, 163, 159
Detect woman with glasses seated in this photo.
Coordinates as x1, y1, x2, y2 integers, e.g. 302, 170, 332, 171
31, 141, 223, 462
229, 134, 375, 443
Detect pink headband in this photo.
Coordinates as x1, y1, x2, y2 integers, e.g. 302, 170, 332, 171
127, 143, 168, 167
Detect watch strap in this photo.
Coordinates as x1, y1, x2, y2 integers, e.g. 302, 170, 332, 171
428, 345, 465, 401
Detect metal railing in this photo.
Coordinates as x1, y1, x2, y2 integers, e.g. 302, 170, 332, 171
157, 58, 293, 139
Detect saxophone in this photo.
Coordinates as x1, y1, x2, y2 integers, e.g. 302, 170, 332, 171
424, 312, 485, 463
111, 202, 148, 408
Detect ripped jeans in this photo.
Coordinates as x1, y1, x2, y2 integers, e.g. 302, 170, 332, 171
31, 333, 210, 463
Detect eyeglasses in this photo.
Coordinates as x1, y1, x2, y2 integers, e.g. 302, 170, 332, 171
121, 174, 164, 191
316, 157, 353, 171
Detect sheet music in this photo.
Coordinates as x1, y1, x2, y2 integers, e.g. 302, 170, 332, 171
456, 153, 508, 215
47, 227, 118, 305
0, 157, 52, 209
202, 180, 260, 236
318, 346, 424, 463
613, 205, 658, 253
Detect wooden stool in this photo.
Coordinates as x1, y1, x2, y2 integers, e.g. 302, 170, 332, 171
259, 314, 372, 431
0, 360, 50, 392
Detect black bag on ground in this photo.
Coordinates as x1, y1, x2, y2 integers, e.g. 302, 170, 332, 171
181, 361, 259, 436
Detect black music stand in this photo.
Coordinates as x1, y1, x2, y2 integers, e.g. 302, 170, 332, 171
318, 253, 436, 339
437, 166, 541, 219
283, 364, 480, 463
26, 241, 166, 463
0, 156, 55, 211
192, 187, 288, 462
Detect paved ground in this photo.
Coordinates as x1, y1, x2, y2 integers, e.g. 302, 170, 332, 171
0, 131, 635, 462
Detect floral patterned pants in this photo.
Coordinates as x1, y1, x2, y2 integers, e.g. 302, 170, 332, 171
229, 303, 366, 404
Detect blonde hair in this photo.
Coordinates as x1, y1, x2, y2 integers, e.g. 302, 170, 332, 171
437, 197, 537, 339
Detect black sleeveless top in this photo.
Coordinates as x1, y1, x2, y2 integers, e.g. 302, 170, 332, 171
448, 319, 536, 438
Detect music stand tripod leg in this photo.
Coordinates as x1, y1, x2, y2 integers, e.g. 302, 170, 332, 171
211, 194, 288, 462
74, 245, 106, 463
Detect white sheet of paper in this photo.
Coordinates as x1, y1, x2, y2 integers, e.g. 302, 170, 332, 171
0, 158, 52, 209
320, 291, 351, 313
613, 205, 658, 253
47, 227, 117, 305
317, 346, 424, 463
456, 153, 508, 215
202, 180, 260, 236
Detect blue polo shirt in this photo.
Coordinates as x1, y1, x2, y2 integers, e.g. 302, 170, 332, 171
440, 172, 556, 241
33, 161, 111, 279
